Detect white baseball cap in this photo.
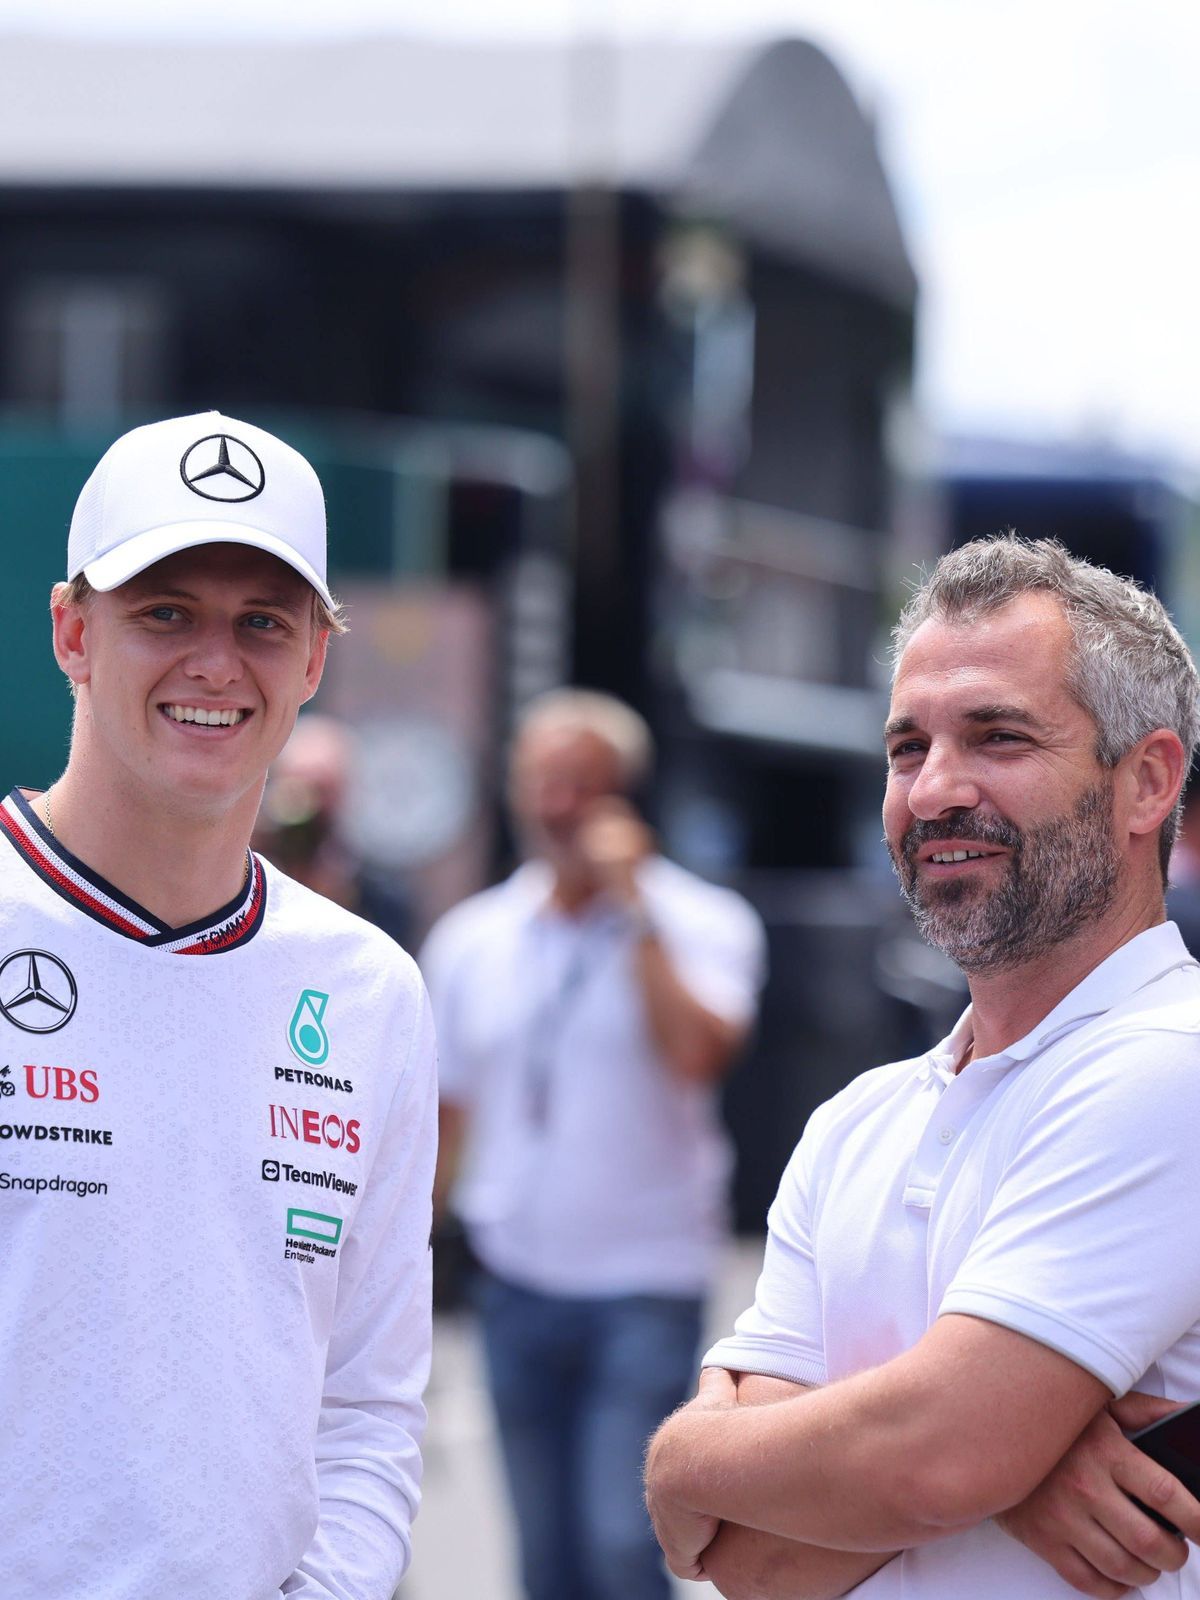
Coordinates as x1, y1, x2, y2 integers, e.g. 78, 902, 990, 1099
67, 411, 334, 609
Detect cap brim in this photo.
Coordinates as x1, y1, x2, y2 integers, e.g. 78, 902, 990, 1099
80, 521, 335, 611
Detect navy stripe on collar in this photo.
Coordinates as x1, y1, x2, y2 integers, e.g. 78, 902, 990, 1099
1, 789, 266, 954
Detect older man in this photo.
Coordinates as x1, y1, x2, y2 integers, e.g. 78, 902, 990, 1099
422, 688, 766, 1600
0, 413, 436, 1599
646, 537, 1200, 1599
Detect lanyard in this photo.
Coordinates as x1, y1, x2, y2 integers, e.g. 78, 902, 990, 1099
523, 903, 638, 1130
524, 937, 592, 1131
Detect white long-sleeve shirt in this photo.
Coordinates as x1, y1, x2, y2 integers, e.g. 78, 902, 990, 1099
0, 788, 436, 1600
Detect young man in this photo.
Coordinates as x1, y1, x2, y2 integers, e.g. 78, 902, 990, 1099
646, 537, 1200, 1599
0, 413, 437, 1599
421, 690, 766, 1600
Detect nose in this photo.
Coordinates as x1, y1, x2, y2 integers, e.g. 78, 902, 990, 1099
536, 784, 583, 832
905, 740, 982, 821
182, 621, 244, 690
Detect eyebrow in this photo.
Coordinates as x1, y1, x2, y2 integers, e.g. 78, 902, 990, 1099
243, 593, 307, 614
131, 584, 306, 615
884, 705, 1048, 741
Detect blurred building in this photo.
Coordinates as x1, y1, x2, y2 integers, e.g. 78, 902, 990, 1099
940, 434, 1196, 601
0, 32, 919, 1220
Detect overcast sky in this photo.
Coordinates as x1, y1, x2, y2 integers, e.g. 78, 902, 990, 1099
1, 0, 1195, 477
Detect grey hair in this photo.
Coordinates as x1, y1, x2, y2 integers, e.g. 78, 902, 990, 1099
515, 688, 654, 791
892, 535, 1200, 879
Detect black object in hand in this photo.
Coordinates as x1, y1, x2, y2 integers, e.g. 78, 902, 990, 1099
1129, 1399, 1200, 1537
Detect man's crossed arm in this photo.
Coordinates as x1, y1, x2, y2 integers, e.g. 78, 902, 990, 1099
645, 1315, 1200, 1600
695, 1371, 894, 1600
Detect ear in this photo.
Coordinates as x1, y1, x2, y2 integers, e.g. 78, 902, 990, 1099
1120, 729, 1187, 842
300, 628, 330, 705
50, 584, 91, 689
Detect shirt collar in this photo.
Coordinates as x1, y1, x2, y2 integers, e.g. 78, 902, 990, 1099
509, 860, 555, 917
1014, 921, 1197, 1057
923, 1007, 977, 1085
1, 787, 266, 955
507, 857, 659, 930
919, 922, 1196, 1081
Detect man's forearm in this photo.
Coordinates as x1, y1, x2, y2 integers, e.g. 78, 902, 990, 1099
647, 1363, 944, 1553
689, 1372, 896, 1600
647, 1318, 1109, 1553
633, 926, 745, 1084
702, 1520, 894, 1600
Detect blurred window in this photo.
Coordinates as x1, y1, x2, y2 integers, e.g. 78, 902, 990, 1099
7, 276, 170, 423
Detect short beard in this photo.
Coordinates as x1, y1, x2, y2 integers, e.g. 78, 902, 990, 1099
891, 784, 1121, 975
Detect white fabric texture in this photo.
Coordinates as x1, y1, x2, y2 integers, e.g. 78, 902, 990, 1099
421, 855, 766, 1296
705, 922, 1200, 1599
68, 410, 334, 606
0, 846, 436, 1600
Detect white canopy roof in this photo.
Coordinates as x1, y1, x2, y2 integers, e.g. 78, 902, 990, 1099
0, 33, 915, 304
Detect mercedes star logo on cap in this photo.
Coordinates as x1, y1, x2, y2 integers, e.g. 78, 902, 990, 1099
180, 433, 266, 503
0, 949, 78, 1034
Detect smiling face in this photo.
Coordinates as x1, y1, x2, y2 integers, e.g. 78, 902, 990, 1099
54, 543, 327, 821
883, 592, 1125, 973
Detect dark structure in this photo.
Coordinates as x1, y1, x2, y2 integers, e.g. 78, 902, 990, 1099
0, 32, 918, 1221
940, 434, 1195, 595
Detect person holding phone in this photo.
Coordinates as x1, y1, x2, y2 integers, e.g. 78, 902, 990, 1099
421, 689, 766, 1600
646, 536, 1200, 1600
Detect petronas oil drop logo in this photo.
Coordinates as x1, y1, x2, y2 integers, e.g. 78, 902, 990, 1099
288, 989, 330, 1066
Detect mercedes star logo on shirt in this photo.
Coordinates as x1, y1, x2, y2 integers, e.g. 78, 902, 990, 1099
179, 433, 266, 503
0, 949, 78, 1033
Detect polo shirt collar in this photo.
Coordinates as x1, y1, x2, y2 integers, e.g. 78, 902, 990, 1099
509, 860, 555, 918
507, 857, 659, 929
922, 922, 1195, 1081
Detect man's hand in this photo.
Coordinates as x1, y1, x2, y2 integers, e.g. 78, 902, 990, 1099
692, 1365, 739, 1410
998, 1392, 1200, 1598
577, 797, 653, 907
581, 799, 747, 1084
645, 1369, 737, 1581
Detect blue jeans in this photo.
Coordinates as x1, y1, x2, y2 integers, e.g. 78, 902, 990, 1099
476, 1271, 703, 1600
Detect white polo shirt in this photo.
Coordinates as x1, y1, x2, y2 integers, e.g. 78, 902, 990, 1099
421, 856, 766, 1297
706, 922, 1200, 1600
0, 789, 436, 1600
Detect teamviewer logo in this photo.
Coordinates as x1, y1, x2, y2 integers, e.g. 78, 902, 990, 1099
262, 1159, 281, 1181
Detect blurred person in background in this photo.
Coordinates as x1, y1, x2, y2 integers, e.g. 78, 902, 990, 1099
420, 688, 767, 1600
646, 537, 1200, 1600
255, 711, 413, 948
